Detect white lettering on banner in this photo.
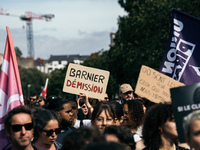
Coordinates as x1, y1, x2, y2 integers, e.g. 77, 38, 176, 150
177, 103, 200, 112
189, 65, 200, 76
161, 18, 196, 81
172, 39, 195, 81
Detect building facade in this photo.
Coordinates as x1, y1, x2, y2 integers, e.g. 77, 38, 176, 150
35, 54, 89, 74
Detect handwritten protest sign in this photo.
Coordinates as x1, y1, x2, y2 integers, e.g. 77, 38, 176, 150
135, 65, 185, 103
63, 63, 110, 100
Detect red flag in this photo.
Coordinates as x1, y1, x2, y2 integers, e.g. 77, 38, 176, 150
0, 27, 24, 149
40, 78, 48, 99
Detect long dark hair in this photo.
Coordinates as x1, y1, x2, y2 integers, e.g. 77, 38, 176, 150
142, 103, 174, 150
34, 109, 59, 137
79, 98, 92, 119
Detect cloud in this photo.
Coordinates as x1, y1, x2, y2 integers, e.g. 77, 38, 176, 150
0, 26, 116, 60
34, 29, 112, 59
0, 0, 127, 60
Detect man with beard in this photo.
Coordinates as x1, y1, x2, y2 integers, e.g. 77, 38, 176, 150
4, 105, 37, 150
48, 97, 76, 143
29, 93, 39, 107
119, 83, 135, 104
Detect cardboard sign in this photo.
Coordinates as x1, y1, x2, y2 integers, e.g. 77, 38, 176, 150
63, 63, 110, 100
135, 65, 185, 103
171, 83, 200, 143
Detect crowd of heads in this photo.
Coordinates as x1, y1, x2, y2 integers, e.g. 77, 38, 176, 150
4, 83, 200, 150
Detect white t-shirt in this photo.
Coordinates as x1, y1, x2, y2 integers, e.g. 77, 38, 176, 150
73, 119, 91, 128
132, 131, 142, 142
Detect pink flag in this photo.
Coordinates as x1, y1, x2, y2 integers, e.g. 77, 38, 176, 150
0, 27, 24, 149
40, 78, 48, 99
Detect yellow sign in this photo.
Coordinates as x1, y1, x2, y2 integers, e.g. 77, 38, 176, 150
63, 63, 110, 100
135, 65, 185, 103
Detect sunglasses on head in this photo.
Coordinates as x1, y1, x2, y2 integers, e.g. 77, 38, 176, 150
11, 123, 33, 132
42, 128, 61, 137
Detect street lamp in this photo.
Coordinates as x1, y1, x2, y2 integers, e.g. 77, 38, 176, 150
27, 84, 31, 97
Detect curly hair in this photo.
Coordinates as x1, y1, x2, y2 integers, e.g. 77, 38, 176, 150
142, 103, 173, 150
123, 100, 144, 130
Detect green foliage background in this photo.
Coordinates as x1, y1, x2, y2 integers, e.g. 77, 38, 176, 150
20, 68, 48, 97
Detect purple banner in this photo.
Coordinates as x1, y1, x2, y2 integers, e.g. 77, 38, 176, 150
159, 9, 200, 85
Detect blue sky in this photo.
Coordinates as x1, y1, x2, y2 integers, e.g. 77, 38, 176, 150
0, 0, 127, 59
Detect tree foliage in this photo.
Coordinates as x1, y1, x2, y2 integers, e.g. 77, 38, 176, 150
83, 0, 200, 98
47, 65, 76, 98
20, 68, 48, 97
15, 47, 22, 57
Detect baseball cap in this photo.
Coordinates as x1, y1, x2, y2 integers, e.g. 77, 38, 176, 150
119, 84, 133, 93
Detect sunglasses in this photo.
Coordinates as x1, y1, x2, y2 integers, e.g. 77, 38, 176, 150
81, 105, 87, 109
30, 98, 36, 101
42, 128, 61, 137
11, 123, 33, 132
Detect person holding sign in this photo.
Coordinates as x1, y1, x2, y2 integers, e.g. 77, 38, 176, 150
142, 103, 188, 150
119, 83, 135, 104
77, 93, 94, 117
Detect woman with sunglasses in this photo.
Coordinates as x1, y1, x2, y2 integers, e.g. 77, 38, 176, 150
32, 109, 62, 150
78, 98, 92, 119
77, 93, 93, 119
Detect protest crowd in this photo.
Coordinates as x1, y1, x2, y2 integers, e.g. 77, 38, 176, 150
3, 5, 200, 150
3, 82, 200, 150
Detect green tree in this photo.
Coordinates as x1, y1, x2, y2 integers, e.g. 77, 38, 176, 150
83, 0, 200, 98
15, 47, 22, 57
113, 0, 200, 88
48, 65, 76, 98
20, 68, 48, 97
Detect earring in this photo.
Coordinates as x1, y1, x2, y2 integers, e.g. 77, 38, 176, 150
159, 129, 163, 134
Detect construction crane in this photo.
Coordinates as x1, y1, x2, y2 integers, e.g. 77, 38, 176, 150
0, 8, 54, 58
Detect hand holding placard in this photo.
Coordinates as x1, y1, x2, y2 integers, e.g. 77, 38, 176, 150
63, 63, 110, 100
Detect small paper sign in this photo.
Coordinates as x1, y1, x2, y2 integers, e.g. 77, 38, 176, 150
63, 63, 110, 100
135, 65, 185, 103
